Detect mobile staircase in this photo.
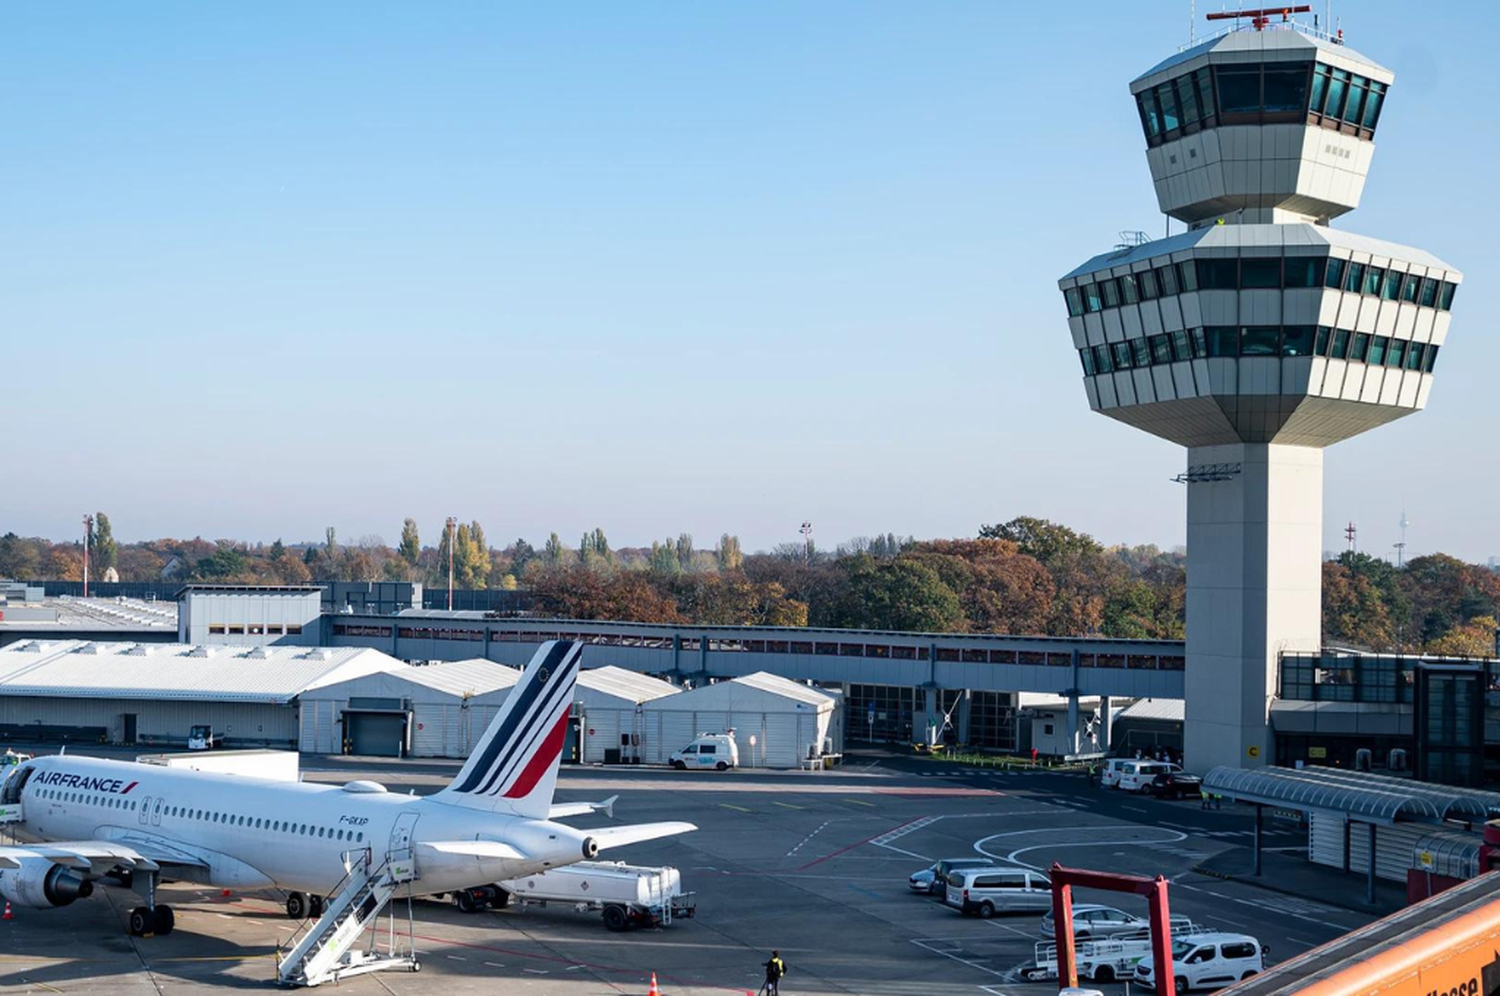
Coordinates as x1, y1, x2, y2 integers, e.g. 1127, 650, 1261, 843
276, 848, 421, 987
1025, 920, 1204, 984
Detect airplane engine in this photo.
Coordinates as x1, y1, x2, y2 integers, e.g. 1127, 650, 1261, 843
0, 857, 94, 908
581, 836, 599, 859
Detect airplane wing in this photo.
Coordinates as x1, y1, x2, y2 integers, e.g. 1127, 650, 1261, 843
0, 840, 202, 872
416, 840, 527, 862
549, 795, 618, 820
590, 822, 697, 851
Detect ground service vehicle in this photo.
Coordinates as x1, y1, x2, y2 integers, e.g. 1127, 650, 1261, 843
1134, 933, 1266, 992
946, 866, 1052, 916
910, 857, 995, 894
186, 725, 224, 751
442, 861, 695, 931
1028, 915, 1203, 982
669, 733, 739, 771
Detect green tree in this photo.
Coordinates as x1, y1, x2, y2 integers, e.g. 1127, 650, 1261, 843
831, 555, 964, 632
649, 539, 680, 575
676, 533, 694, 571
398, 518, 421, 567
324, 527, 339, 571
716, 533, 743, 571
268, 538, 286, 562
544, 532, 566, 565
979, 516, 1103, 565
91, 513, 118, 572
461, 520, 489, 588
197, 542, 247, 579
509, 539, 536, 575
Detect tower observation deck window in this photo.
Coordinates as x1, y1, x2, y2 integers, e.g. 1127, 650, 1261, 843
1076, 324, 1442, 379
1241, 258, 1282, 289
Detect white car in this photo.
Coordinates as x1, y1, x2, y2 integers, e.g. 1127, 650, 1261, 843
1041, 904, 1197, 941
1135, 933, 1266, 993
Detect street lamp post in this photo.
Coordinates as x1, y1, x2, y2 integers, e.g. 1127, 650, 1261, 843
446, 516, 458, 611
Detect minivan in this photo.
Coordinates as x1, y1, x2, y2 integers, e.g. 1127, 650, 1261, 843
1134, 933, 1267, 992
669, 734, 740, 771
1116, 760, 1178, 793
945, 866, 1052, 917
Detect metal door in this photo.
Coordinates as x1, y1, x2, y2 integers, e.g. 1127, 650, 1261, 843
138, 795, 152, 826
151, 797, 163, 827
122, 714, 137, 745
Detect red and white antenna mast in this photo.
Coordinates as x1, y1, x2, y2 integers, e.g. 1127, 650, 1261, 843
1206, 5, 1312, 31
1344, 521, 1357, 554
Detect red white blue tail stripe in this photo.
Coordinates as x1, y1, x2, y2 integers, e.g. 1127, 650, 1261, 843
437, 641, 581, 817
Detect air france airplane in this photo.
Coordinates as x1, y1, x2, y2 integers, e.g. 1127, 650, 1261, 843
0, 641, 693, 937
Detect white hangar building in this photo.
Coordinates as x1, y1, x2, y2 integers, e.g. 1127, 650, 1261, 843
638, 672, 840, 769
573, 666, 681, 765
0, 640, 399, 750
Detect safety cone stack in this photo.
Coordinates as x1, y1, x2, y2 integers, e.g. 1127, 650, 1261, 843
647, 971, 660, 996
2, 901, 12, 920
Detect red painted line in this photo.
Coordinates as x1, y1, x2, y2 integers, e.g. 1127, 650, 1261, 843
796, 815, 927, 871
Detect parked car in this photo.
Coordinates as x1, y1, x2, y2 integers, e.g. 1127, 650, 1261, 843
1117, 760, 1180, 793
945, 866, 1052, 917
909, 858, 995, 895
1041, 904, 1197, 940
1135, 933, 1267, 993
1149, 771, 1204, 799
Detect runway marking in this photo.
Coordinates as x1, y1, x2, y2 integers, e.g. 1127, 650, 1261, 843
484, 961, 507, 968
797, 816, 928, 870
973, 825, 1189, 869
1122, 805, 1148, 814
773, 801, 804, 810
1172, 880, 1360, 931
719, 803, 754, 813
784, 819, 835, 857
843, 798, 877, 807
911, 938, 1009, 980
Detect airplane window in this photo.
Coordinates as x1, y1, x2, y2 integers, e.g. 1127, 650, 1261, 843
357, 832, 364, 842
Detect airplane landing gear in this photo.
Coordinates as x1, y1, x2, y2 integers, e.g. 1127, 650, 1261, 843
286, 892, 308, 920
309, 895, 324, 918
127, 869, 174, 937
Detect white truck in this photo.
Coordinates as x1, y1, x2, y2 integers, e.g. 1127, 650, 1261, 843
438, 861, 696, 931
1025, 920, 1206, 984
136, 749, 300, 781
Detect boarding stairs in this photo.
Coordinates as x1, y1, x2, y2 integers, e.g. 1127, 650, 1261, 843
1028, 920, 1203, 982
276, 848, 420, 987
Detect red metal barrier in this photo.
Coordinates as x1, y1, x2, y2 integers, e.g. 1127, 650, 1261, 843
1049, 863, 1174, 996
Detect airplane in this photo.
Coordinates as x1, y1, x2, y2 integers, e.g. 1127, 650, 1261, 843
0, 641, 694, 938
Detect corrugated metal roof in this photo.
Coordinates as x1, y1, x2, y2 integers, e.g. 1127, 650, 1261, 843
724, 671, 837, 709
393, 659, 520, 697
1113, 697, 1185, 722
1203, 765, 1500, 825
578, 665, 679, 705
0, 640, 399, 704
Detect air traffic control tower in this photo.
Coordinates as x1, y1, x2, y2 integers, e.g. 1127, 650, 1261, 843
1057, 9, 1462, 772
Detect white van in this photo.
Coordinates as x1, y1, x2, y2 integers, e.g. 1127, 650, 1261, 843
669, 733, 739, 771
945, 866, 1052, 917
1117, 761, 1177, 793
1134, 933, 1266, 992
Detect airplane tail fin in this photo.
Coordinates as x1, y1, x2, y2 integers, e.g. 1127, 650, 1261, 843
434, 640, 582, 819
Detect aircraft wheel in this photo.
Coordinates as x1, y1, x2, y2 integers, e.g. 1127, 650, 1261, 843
286, 892, 307, 920
153, 905, 175, 935
128, 906, 153, 937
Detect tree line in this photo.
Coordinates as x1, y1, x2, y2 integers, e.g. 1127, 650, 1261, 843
0, 515, 1495, 650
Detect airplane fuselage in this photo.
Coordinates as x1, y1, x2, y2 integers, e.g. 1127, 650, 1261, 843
9, 755, 595, 896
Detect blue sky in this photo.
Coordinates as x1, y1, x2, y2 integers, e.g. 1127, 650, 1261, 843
3, 2, 1495, 560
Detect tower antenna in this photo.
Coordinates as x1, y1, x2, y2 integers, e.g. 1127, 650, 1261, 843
1395, 510, 1409, 568
1344, 521, 1357, 555
800, 521, 814, 564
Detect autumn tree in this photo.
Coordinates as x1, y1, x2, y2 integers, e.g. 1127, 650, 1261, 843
1426, 616, 1498, 657
544, 532, 566, 565
398, 519, 421, 569
716, 534, 742, 571
91, 513, 118, 573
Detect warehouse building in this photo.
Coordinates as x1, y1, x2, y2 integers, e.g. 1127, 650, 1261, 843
0, 639, 399, 749
574, 666, 681, 765
177, 585, 321, 647
639, 672, 840, 769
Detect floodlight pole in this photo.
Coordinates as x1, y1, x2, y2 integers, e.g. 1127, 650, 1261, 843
82, 514, 93, 598
446, 516, 458, 611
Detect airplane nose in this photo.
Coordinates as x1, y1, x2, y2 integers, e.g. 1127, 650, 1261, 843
582, 837, 599, 859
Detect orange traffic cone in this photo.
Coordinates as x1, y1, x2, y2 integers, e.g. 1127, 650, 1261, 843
647, 972, 660, 996
2, 901, 12, 920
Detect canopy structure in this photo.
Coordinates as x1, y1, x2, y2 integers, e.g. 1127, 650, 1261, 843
1204, 765, 1500, 826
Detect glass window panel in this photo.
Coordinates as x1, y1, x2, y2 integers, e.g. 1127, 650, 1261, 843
1342, 80, 1367, 125
1197, 258, 1238, 289
1382, 269, 1402, 300
1419, 277, 1438, 308
1314, 326, 1330, 355
1171, 329, 1192, 361
1343, 261, 1365, 293
1177, 74, 1202, 125
1157, 263, 1179, 296
1309, 67, 1329, 115
1206, 326, 1238, 357
1241, 326, 1280, 356
1150, 334, 1173, 364
1191, 327, 1208, 358
1139, 268, 1159, 299
1385, 340, 1407, 368
1284, 256, 1325, 287
1406, 343, 1426, 371
1080, 349, 1096, 375
1157, 81, 1181, 131
1102, 278, 1121, 307
1282, 326, 1316, 356
1120, 273, 1140, 304
1177, 259, 1198, 291
1065, 287, 1084, 317
1138, 92, 1162, 139
1325, 69, 1349, 120
1113, 342, 1133, 369
1324, 257, 1345, 289
1402, 273, 1420, 302
1263, 63, 1310, 113
1331, 328, 1350, 359
1083, 282, 1103, 312
1424, 345, 1439, 372
1131, 338, 1151, 367
1440, 282, 1457, 311
1364, 266, 1384, 295
1195, 68, 1216, 119
1216, 65, 1262, 114
1241, 258, 1282, 288
1362, 81, 1386, 130
1094, 344, 1114, 373
1366, 335, 1387, 365
1350, 332, 1371, 362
